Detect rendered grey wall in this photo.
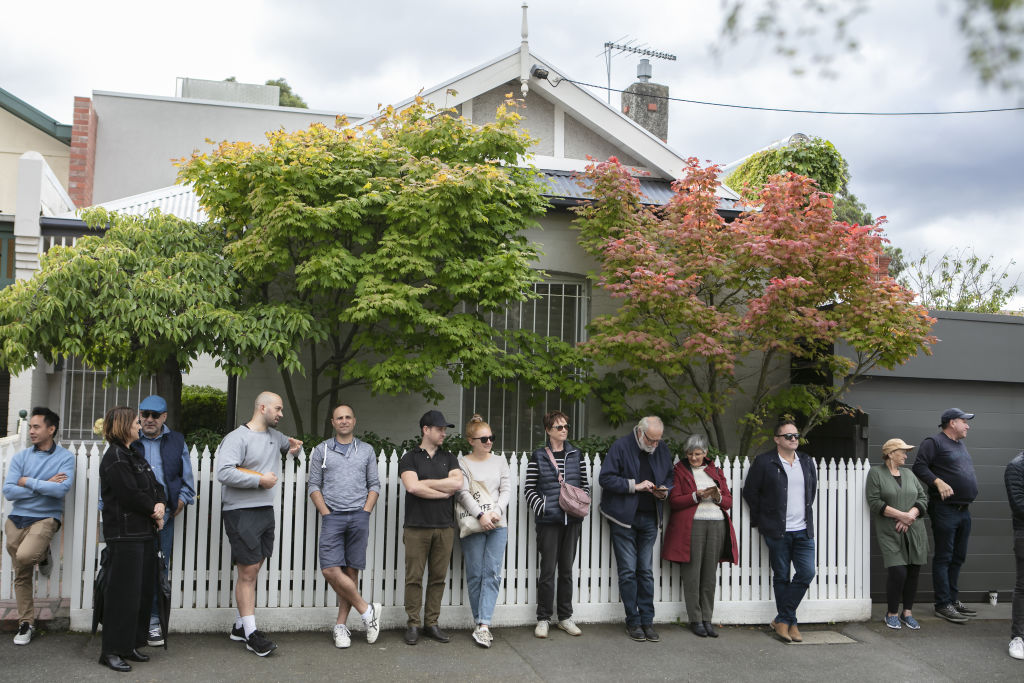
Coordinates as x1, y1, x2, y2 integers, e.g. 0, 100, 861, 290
91, 93, 340, 203
840, 311, 1024, 601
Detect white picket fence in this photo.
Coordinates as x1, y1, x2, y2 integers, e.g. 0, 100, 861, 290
1, 430, 871, 633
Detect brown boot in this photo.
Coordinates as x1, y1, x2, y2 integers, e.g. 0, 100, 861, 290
771, 620, 792, 643
789, 623, 803, 642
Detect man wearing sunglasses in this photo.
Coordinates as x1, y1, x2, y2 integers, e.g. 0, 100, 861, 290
742, 418, 817, 643
599, 416, 674, 642
136, 394, 195, 647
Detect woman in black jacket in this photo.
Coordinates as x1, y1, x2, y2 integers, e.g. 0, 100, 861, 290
97, 406, 166, 672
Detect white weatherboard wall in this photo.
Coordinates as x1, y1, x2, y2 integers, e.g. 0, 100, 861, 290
0, 429, 871, 632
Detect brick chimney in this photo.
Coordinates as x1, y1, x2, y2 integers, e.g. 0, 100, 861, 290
69, 97, 96, 208
621, 59, 669, 141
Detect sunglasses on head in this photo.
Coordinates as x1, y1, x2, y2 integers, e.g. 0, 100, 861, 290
474, 435, 495, 443
552, 424, 569, 431
140, 410, 163, 419
777, 433, 800, 441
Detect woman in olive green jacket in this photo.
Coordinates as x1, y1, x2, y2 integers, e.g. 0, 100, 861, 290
865, 438, 929, 631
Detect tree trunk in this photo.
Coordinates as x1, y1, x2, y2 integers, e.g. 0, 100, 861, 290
154, 356, 184, 432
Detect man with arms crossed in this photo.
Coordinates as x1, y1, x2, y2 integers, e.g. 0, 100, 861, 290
399, 410, 463, 645
3, 407, 74, 645
217, 392, 302, 656
308, 403, 381, 648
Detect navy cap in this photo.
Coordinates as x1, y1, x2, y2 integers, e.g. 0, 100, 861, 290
940, 408, 974, 425
419, 410, 454, 429
139, 395, 168, 413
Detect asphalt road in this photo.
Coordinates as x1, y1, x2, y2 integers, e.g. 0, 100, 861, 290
3, 607, 1022, 682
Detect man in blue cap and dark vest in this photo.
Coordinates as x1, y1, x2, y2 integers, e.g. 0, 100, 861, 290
137, 394, 195, 646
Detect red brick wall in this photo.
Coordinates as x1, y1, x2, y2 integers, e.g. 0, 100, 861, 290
69, 97, 96, 208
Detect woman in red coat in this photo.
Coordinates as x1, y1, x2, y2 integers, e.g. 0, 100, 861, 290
662, 435, 738, 638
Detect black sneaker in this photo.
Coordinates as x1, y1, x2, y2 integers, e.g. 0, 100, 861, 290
229, 624, 246, 642
934, 604, 968, 624
245, 630, 277, 656
951, 601, 977, 617
626, 624, 646, 641
642, 624, 660, 642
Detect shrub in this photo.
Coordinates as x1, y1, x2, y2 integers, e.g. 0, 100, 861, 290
180, 385, 227, 435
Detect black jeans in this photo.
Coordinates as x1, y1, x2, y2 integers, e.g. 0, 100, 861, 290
536, 523, 581, 622
886, 564, 921, 614
1013, 529, 1024, 639
102, 538, 155, 656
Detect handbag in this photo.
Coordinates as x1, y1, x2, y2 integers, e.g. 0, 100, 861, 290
546, 448, 591, 518
455, 456, 501, 538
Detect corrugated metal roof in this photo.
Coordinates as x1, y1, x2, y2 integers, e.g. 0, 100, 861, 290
59, 184, 205, 222
539, 169, 741, 213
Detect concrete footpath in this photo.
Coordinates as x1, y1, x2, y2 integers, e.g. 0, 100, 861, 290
2, 604, 1021, 682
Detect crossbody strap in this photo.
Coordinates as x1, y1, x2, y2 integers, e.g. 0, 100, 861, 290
545, 447, 566, 484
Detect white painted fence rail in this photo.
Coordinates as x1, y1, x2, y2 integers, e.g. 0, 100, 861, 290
1, 433, 871, 633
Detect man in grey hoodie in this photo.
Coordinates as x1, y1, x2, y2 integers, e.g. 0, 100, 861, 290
308, 404, 381, 649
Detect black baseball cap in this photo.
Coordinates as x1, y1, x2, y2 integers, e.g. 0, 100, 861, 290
940, 408, 975, 426
419, 410, 454, 429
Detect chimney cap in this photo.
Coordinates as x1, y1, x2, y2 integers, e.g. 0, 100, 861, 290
637, 58, 652, 83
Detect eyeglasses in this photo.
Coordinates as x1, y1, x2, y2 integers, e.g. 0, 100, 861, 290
474, 435, 495, 443
140, 410, 163, 419
777, 433, 800, 441
551, 424, 569, 431
641, 430, 661, 444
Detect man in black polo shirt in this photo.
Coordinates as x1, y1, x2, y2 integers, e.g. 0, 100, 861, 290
399, 410, 463, 645
912, 408, 980, 624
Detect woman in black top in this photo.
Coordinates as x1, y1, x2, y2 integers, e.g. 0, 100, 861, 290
97, 406, 166, 672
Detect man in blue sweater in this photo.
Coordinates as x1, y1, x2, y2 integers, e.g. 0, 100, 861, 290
136, 395, 195, 646
599, 416, 673, 643
2, 407, 75, 645
912, 408, 979, 624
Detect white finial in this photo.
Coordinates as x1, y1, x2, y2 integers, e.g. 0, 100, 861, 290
520, 3, 530, 96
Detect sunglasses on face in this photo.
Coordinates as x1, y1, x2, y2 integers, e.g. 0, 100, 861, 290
140, 410, 163, 419
777, 433, 800, 441
551, 424, 569, 431
474, 435, 495, 443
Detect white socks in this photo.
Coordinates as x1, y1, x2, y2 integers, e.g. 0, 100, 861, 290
241, 614, 257, 638
360, 605, 374, 622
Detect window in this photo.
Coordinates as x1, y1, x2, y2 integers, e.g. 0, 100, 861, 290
461, 280, 587, 453
59, 356, 155, 442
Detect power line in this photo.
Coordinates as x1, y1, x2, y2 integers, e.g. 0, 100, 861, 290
562, 78, 1024, 116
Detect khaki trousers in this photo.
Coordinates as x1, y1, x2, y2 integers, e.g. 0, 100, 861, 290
4, 517, 59, 624
403, 527, 454, 627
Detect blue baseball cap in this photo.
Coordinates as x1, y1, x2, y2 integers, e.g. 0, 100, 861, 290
139, 395, 168, 413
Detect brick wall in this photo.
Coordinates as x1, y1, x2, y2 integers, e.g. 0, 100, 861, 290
69, 97, 96, 208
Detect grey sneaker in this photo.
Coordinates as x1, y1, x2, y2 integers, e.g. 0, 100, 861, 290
147, 624, 164, 646
364, 602, 381, 644
951, 600, 977, 617
38, 547, 52, 577
13, 621, 34, 645
934, 604, 968, 623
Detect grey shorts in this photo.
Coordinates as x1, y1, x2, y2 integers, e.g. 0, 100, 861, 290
223, 506, 275, 566
319, 510, 371, 570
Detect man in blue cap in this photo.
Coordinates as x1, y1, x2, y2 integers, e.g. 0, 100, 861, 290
137, 394, 195, 646
913, 407, 979, 624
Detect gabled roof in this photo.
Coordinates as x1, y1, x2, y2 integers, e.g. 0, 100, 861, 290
57, 184, 205, 222
357, 48, 739, 202
0, 87, 72, 145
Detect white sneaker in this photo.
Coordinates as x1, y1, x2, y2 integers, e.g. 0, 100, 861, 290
364, 602, 381, 644
13, 622, 34, 645
534, 620, 549, 638
557, 619, 582, 636
147, 624, 165, 646
333, 624, 351, 649
472, 625, 491, 648
1010, 636, 1024, 660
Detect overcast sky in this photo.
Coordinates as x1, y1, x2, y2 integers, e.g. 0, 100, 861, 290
4, 0, 1022, 306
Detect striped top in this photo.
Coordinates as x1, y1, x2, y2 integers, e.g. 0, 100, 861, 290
524, 449, 591, 516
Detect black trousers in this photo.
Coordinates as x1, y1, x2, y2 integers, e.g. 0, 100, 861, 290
1013, 530, 1024, 639
886, 563, 921, 614
102, 538, 155, 656
536, 522, 581, 622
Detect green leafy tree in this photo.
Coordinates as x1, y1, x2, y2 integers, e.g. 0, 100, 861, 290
725, 136, 849, 201
0, 209, 273, 426
265, 78, 308, 108
180, 97, 587, 435
574, 157, 935, 459
900, 247, 1021, 312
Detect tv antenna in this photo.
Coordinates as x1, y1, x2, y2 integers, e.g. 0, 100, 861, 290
601, 38, 677, 104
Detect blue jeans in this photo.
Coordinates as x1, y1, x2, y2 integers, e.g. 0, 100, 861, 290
929, 501, 971, 607
150, 514, 175, 625
764, 529, 815, 625
461, 527, 507, 625
609, 511, 659, 627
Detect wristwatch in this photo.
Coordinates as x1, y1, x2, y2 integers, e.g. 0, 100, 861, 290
476, 511, 485, 519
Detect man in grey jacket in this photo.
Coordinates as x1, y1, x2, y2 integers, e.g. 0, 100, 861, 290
308, 404, 381, 649
216, 392, 302, 657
